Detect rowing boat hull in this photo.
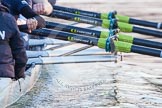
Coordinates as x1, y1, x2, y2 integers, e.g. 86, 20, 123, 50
0, 65, 42, 108
0, 40, 47, 108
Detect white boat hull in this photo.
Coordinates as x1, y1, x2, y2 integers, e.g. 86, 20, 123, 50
0, 65, 42, 108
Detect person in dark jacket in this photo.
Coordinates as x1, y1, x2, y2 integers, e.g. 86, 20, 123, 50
0, 4, 27, 80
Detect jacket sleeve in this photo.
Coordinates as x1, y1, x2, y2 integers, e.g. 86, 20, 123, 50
9, 15, 28, 79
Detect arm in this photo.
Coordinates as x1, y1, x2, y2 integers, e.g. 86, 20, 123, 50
9, 15, 28, 79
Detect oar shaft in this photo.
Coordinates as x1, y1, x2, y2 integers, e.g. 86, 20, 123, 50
51, 10, 103, 26
132, 26, 162, 37
133, 38, 162, 49
50, 11, 162, 37
118, 34, 162, 49
31, 28, 106, 49
54, 5, 101, 18
30, 28, 162, 58
131, 45, 161, 57
46, 21, 101, 38
54, 5, 162, 29
46, 21, 162, 49
129, 18, 162, 29
114, 41, 162, 58
50, 11, 130, 32
27, 55, 116, 65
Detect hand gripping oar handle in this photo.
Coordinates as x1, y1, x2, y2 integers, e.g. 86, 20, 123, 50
54, 5, 162, 29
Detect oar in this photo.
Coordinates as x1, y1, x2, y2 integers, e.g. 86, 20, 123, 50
29, 28, 162, 58
27, 43, 90, 58
53, 5, 162, 29
29, 38, 55, 46
27, 55, 116, 65
18, 25, 29, 32
114, 41, 162, 58
46, 21, 162, 49
50, 11, 162, 37
29, 38, 70, 46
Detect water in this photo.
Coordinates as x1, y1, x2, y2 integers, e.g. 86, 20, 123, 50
8, 62, 162, 108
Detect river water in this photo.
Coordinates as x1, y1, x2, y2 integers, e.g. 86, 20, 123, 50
8, 62, 162, 108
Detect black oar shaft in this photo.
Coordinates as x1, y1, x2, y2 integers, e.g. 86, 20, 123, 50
30, 28, 162, 58
50, 11, 162, 37
131, 45, 162, 57
54, 5, 101, 18
51, 11, 102, 26
46, 21, 101, 38
31, 28, 99, 46
115, 41, 162, 58
46, 21, 162, 49
18, 25, 28, 32
133, 26, 162, 37
46, 22, 162, 49
133, 38, 162, 49
129, 18, 162, 29
54, 5, 162, 29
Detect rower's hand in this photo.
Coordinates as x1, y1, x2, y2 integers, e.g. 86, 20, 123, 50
26, 18, 38, 33
33, 2, 53, 15
33, 3, 46, 15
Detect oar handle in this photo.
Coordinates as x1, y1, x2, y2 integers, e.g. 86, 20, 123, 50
18, 25, 28, 32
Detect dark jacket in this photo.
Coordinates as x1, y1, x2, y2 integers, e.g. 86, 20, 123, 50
0, 5, 28, 79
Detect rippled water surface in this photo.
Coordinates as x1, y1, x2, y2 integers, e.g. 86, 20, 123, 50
8, 62, 162, 108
